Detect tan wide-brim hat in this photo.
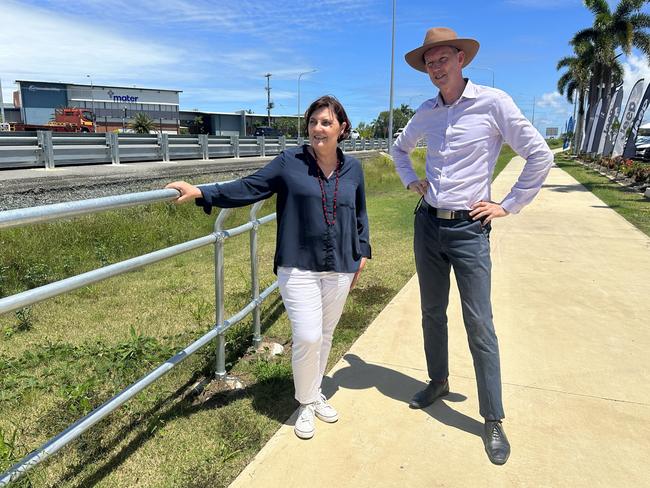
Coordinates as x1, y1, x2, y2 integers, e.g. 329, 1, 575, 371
405, 27, 479, 72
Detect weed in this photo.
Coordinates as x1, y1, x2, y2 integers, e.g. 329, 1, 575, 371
250, 356, 292, 383
0, 426, 33, 487
190, 298, 214, 327
22, 262, 52, 289
15, 307, 33, 332
93, 240, 111, 267
0, 264, 9, 297
59, 379, 99, 416
114, 325, 165, 367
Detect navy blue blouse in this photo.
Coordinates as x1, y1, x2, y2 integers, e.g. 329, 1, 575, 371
196, 145, 371, 274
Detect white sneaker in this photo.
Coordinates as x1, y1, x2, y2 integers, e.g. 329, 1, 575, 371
294, 403, 316, 439
314, 392, 338, 423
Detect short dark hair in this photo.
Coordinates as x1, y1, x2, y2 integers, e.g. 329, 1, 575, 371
303, 95, 351, 142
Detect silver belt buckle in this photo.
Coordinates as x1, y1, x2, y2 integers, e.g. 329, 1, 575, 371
436, 209, 453, 219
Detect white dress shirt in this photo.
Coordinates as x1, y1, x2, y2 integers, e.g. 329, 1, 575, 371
391, 80, 553, 214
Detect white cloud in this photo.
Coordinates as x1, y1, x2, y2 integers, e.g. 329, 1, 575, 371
621, 53, 650, 102
182, 88, 296, 105
28, 0, 381, 37
0, 1, 185, 83
0, 0, 325, 112
537, 92, 572, 113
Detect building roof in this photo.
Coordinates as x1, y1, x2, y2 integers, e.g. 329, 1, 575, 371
180, 109, 299, 118
15, 80, 182, 93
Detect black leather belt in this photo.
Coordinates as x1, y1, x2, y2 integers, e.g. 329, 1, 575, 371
420, 200, 472, 220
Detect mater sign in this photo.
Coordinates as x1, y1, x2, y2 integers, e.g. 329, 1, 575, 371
106, 90, 139, 103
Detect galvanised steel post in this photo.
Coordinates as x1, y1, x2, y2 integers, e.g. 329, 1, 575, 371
38, 130, 54, 169
161, 133, 170, 162
258, 135, 265, 157
250, 201, 265, 348
231, 134, 240, 158
199, 134, 209, 160
214, 208, 231, 379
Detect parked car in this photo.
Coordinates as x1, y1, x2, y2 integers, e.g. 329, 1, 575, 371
254, 126, 282, 137
635, 135, 650, 160
394, 127, 404, 138
350, 129, 360, 139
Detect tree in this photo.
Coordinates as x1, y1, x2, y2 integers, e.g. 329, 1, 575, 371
130, 113, 155, 134
188, 115, 205, 134
271, 117, 299, 137
356, 121, 374, 139
371, 104, 415, 138
572, 0, 650, 112
557, 42, 593, 153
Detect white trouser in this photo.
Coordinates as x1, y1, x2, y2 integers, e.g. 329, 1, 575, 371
277, 267, 355, 405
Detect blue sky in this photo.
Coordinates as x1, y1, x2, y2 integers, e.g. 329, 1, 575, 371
2, 0, 650, 136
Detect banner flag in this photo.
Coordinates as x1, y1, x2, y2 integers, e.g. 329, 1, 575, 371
622, 82, 650, 158
563, 116, 574, 150
581, 103, 596, 152
590, 95, 611, 153
601, 88, 624, 157
612, 79, 645, 157
585, 98, 602, 153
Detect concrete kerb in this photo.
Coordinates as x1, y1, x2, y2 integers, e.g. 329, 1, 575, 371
229, 151, 650, 488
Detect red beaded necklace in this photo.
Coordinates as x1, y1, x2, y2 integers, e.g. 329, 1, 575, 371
316, 159, 341, 226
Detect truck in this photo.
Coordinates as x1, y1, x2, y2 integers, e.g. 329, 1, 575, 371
2, 108, 95, 132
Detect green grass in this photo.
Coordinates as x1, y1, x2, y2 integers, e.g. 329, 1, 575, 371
493, 145, 516, 180
555, 154, 650, 237
0, 147, 515, 487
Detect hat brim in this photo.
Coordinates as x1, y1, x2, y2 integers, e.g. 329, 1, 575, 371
405, 39, 480, 72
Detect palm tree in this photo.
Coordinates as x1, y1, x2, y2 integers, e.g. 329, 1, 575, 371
557, 44, 592, 153
573, 0, 650, 112
130, 113, 155, 134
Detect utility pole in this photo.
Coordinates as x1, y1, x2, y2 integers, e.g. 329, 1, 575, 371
297, 69, 317, 136
86, 74, 96, 132
265, 73, 273, 126
531, 96, 536, 126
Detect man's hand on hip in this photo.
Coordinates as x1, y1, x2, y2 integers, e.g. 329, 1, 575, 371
407, 179, 429, 196
470, 201, 509, 224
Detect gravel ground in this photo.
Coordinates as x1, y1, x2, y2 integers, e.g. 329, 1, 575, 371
0, 160, 270, 211
0, 152, 383, 211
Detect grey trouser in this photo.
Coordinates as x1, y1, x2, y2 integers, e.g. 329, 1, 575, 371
414, 204, 505, 420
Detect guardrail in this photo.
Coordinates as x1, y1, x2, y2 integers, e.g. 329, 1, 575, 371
0, 132, 392, 170
0, 186, 278, 486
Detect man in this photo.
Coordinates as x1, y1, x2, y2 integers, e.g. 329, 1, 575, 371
391, 27, 553, 465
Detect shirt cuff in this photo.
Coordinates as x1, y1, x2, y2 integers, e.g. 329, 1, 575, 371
195, 187, 215, 214
499, 196, 521, 215
360, 242, 372, 259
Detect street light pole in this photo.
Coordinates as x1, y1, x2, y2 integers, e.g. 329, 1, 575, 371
265, 73, 272, 126
297, 69, 317, 137
387, 0, 396, 150
86, 74, 96, 132
0, 78, 5, 124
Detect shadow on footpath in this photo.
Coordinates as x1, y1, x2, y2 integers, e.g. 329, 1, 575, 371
322, 353, 483, 438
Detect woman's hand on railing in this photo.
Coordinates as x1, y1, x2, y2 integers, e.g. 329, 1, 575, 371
165, 181, 203, 204
350, 257, 367, 290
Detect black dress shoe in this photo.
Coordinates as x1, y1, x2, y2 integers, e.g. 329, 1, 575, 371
483, 420, 510, 465
408, 380, 449, 409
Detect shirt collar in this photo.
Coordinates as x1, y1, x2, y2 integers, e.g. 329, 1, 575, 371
431, 78, 477, 108
302, 144, 347, 167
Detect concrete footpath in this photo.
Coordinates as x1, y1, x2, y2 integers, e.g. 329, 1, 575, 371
229, 155, 650, 488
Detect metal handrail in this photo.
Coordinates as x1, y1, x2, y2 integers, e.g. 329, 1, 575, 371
0, 187, 278, 486
0, 182, 232, 230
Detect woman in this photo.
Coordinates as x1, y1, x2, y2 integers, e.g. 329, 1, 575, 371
166, 95, 371, 439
